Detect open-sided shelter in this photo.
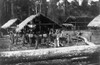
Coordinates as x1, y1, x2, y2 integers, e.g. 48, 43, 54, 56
65, 16, 93, 30
0, 18, 18, 35
87, 15, 100, 44
16, 13, 63, 34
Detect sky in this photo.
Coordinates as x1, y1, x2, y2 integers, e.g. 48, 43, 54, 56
93, 0, 99, 1
46, 0, 99, 6
46, 0, 99, 3
67, 0, 99, 2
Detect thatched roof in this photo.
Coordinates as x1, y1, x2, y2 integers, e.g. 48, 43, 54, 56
1, 18, 17, 29
16, 14, 38, 32
64, 16, 93, 30
16, 13, 62, 32
88, 15, 100, 27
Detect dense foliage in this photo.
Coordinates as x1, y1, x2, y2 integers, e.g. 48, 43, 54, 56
0, 0, 100, 25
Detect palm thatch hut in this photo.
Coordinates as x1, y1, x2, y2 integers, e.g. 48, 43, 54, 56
65, 16, 93, 30
0, 18, 18, 35
16, 13, 63, 34
87, 15, 100, 44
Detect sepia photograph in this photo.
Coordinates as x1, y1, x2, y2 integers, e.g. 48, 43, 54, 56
0, 0, 100, 65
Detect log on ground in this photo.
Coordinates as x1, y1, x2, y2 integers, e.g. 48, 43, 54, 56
0, 45, 97, 64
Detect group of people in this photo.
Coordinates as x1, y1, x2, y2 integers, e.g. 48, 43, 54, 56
9, 28, 68, 48
21, 29, 72, 48
1, 27, 86, 49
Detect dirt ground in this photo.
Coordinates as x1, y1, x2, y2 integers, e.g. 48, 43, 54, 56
0, 30, 100, 65
0, 30, 100, 51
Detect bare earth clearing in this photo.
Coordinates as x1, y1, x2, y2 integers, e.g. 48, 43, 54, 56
0, 30, 100, 65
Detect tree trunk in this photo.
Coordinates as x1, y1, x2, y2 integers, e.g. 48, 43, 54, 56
0, 45, 97, 64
